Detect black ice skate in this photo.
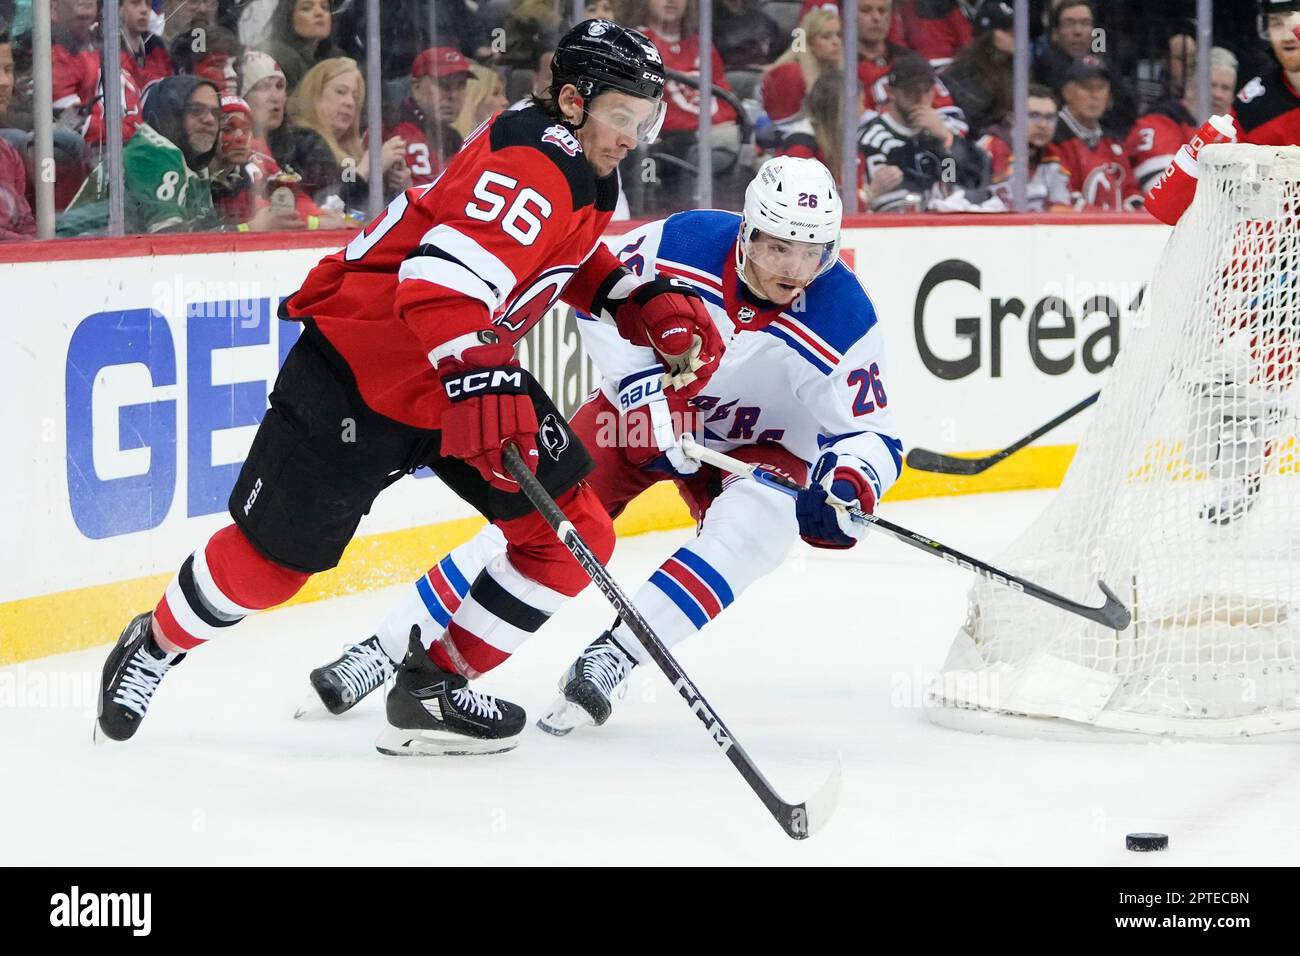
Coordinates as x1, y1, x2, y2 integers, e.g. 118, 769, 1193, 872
537, 631, 637, 736
1201, 473, 1263, 526
296, 634, 395, 718
94, 612, 185, 743
375, 627, 525, 756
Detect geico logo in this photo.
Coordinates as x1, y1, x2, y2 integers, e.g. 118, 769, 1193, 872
914, 259, 1144, 381
445, 369, 524, 398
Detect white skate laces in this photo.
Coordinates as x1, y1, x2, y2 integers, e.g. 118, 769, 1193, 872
334, 639, 394, 703
581, 640, 632, 700
112, 647, 178, 717
451, 686, 503, 720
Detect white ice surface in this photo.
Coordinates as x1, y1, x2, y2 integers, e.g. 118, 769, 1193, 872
4, 490, 1298, 865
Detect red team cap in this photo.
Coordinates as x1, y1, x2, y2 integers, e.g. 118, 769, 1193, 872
221, 95, 253, 119
411, 47, 473, 79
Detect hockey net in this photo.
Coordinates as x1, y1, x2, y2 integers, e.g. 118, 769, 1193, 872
927, 143, 1300, 739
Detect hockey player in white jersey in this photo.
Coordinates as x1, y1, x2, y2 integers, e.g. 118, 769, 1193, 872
303, 156, 902, 735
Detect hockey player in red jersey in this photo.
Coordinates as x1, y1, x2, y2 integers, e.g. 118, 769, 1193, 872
94, 19, 723, 755
1233, 0, 1300, 146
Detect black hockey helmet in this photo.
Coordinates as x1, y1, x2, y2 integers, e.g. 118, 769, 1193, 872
549, 18, 667, 143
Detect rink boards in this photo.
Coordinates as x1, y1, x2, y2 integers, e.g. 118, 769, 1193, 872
0, 215, 1169, 663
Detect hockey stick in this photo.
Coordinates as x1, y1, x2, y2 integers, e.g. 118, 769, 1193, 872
680, 436, 1132, 631
904, 391, 1101, 476
501, 444, 841, 841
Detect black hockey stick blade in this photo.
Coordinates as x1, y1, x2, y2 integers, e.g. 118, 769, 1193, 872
1093, 579, 1132, 631
905, 391, 1101, 476
501, 444, 839, 840
904, 446, 996, 475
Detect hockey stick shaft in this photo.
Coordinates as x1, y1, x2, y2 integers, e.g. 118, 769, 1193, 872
501, 445, 838, 840
905, 390, 1101, 476
681, 437, 1131, 631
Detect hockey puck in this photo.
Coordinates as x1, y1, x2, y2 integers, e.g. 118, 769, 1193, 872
1126, 832, 1169, 852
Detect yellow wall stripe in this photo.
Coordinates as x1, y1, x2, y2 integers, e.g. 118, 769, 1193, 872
0, 449, 1074, 666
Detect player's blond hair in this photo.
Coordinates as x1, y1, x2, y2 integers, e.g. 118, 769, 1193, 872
289, 57, 366, 167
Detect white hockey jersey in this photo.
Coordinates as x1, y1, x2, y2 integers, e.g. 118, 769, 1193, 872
576, 209, 903, 503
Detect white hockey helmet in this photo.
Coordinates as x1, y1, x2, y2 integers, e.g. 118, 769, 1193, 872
735, 156, 843, 294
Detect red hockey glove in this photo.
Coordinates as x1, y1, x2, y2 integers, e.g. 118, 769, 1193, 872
437, 342, 539, 492
613, 278, 723, 398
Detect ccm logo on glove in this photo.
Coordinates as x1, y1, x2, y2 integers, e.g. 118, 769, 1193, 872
444, 368, 528, 399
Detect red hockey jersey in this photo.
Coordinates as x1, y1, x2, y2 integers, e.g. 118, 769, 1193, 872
1125, 101, 1197, 192
282, 106, 625, 430
639, 27, 737, 134
1233, 65, 1300, 146
1054, 111, 1141, 211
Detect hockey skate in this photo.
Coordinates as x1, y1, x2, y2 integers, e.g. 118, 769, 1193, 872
295, 634, 395, 718
1201, 473, 1263, 526
375, 627, 525, 756
94, 612, 185, 743
537, 631, 637, 736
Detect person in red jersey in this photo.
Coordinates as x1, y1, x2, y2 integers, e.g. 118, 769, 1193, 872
858, 0, 969, 137
119, 0, 173, 94
1126, 48, 1237, 194
94, 20, 723, 757
385, 47, 471, 187
1234, 0, 1300, 146
1053, 55, 1141, 211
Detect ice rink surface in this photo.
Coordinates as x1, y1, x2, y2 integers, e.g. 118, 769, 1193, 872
4, 489, 1298, 865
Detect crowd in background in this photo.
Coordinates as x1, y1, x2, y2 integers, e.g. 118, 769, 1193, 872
0, 0, 1281, 239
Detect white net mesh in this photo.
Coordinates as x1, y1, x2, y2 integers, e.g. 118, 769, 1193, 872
927, 144, 1300, 739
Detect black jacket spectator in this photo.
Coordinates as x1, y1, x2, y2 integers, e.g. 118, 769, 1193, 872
335, 0, 489, 79
259, 0, 346, 92
712, 0, 783, 71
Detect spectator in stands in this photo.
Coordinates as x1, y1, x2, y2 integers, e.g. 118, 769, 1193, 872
260, 0, 344, 92
1054, 56, 1140, 211
857, 0, 908, 106
333, 0, 491, 81
499, 0, 564, 70
59, 74, 222, 235
1208, 45, 1238, 116
0, 18, 35, 240
761, 8, 841, 138
387, 46, 469, 186
711, 0, 782, 72
454, 63, 509, 137
982, 83, 1073, 212
286, 56, 410, 208
859, 51, 988, 212
185, 25, 242, 94
1033, 0, 1136, 136
859, 0, 968, 137
209, 94, 303, 230
120, 0, 173, 93
776, 69, 861, 195
897, 0, 971, 67
51, 0, 103, 116
163, 0, 219, 45
942, 0, 1012, 137
248, 49, 360, 213
1125, 47, 1238, 196
168, 0, 237, 80
620, 0, 740, 208
1033, 0, 1095, 88
587, 0, 616, 17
